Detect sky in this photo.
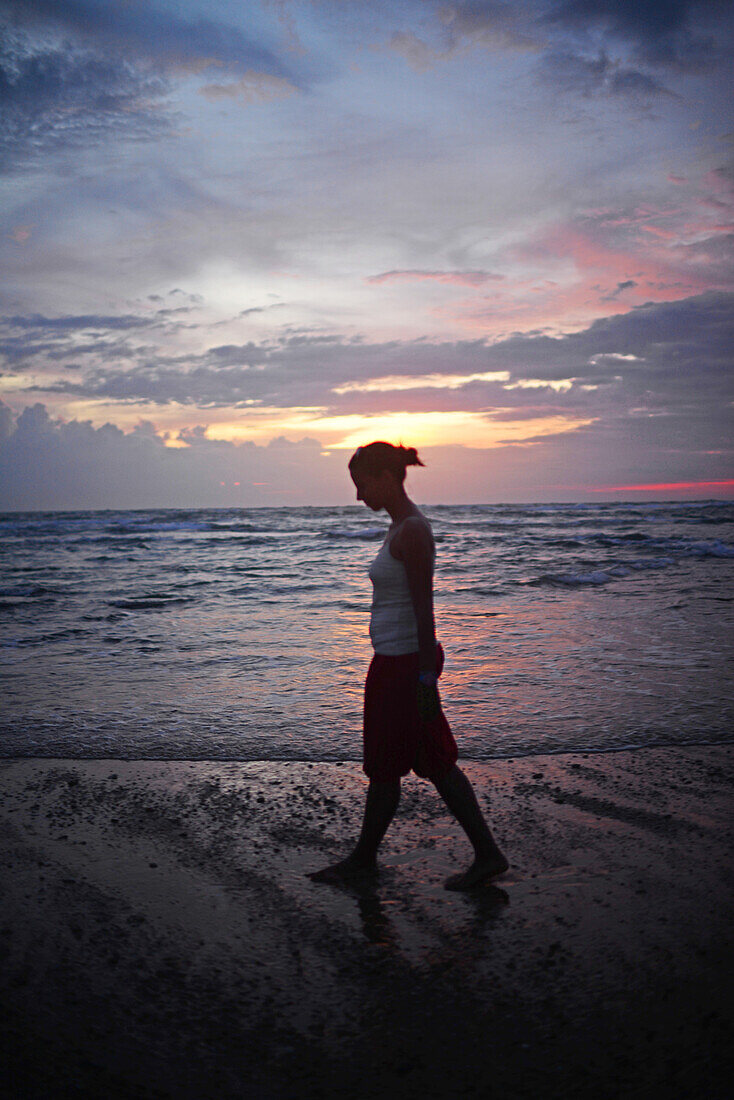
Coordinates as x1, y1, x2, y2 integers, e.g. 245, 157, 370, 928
1, 0, 733, 508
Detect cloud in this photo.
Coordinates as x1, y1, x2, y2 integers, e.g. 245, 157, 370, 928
0, 311, 167, 369
3, 0, 289, 78
4, 313, 160, 333
9, 223, 32, 242
545, 0, 731, 72
5, 295, 732, 460
382, 1, 733, 102
448, 203, 733, 333
438, 1, 539, 51
0, 397, 343, 509
0, 35, 171, 170
601, 278, 639, 301
199, 70, 298, 103
0, 1, 304, 171
382, 31, 445, 71
379, 2, 536, 69
2, 388, 731, 509
3, 289, 732, 507
538, 49, 675, 99
366, 269, 502, 287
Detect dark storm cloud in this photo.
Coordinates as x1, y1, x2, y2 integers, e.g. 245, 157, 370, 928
4, 313, 160, 333
0, 312, 167, 367
537, 0, 732, 102
0, 36, 171, 169
677, 233, 734, 283
2, 0, 289, 77
483, 293, 733, 411
537, 49, 675, 99
388, 1, 733, 101
0, 1, 303, 171
545, 0, 730, 72
438, 0, 732, 71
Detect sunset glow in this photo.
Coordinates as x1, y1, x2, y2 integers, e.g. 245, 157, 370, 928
591, 480, 734, 494
1, 1, 732, 508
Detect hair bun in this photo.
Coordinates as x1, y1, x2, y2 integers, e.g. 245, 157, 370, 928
402, 446, 424, 467
348, 440, 425, 479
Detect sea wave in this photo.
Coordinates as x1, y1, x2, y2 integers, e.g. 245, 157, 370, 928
530, 569, 624, 587
685, 539, 734, 557
105, 521, 214, 534
107, 595, 196, 610
2, 500, 732, 761
322, 527, 385, 540
0, 585, 59, 598
529, 557, 677, 587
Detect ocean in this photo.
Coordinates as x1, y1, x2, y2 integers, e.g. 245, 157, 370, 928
1, 501, 732, 761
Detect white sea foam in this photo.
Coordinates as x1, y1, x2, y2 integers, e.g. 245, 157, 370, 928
687, 539, 734, 557
323, 527, 385, 540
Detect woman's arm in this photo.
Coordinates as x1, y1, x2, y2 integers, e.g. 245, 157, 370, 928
394, 517, 437, 674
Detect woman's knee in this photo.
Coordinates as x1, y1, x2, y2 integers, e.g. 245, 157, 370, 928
431, 764, 461, 797
368, 777, 401, 803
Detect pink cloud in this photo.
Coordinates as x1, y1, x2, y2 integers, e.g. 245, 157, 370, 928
435, 212, 725, 337
382, 192, 731, 339
640, 225, 678, 240
367, 269, 502, 288
10, 225, 33, 244
681, 220, 734, 235
701, 196, 732, 212
199, 71, 297, 103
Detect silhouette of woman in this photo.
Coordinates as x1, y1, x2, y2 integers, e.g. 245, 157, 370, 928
310, 442, 508, 890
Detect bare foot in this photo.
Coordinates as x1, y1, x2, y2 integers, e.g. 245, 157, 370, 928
444, 850, 509, 892
308, 856, 378, 885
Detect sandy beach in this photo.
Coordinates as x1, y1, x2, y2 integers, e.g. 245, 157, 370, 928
1, 747, 732, 1099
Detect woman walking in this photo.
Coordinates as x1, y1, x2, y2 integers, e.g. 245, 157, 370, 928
310, 442, 508, 891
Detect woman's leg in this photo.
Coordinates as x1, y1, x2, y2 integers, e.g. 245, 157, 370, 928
309, 778, 400, 883
432, 765, 508, 890
352, 778, 401, 864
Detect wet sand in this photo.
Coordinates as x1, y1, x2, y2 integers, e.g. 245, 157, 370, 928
1, 747, 732, 1099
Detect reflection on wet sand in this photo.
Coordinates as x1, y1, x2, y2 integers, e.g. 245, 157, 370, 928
1, 749, 732, 1098
324, 870, 510, 952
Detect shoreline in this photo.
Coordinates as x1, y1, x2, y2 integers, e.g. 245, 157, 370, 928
2, 746, 733, 1098
2, 735, 733, 764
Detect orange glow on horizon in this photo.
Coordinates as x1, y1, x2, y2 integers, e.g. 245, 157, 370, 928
590, 479, 734, 493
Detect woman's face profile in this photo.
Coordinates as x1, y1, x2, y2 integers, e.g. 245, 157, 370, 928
351, 470, 389, 511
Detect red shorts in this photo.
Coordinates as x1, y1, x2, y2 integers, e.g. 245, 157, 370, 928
363, 643, 459, 783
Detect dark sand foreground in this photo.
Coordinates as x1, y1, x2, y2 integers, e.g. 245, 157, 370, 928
1, 748, 732, 1099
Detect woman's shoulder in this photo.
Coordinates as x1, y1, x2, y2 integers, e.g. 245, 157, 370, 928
391, 511, 434, 559
401, 510, 432, 534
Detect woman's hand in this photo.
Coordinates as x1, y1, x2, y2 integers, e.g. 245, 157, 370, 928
417, 680, 441, 723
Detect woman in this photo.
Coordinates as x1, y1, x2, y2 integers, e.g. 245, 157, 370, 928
310, 441, 508, 891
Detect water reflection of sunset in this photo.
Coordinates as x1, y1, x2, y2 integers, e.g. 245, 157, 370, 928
3, 502, 731, 760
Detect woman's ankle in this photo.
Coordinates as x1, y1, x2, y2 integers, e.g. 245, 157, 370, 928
350, 844, 378, 867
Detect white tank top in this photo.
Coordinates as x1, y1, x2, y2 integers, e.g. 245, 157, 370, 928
368, 519, 434, 655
